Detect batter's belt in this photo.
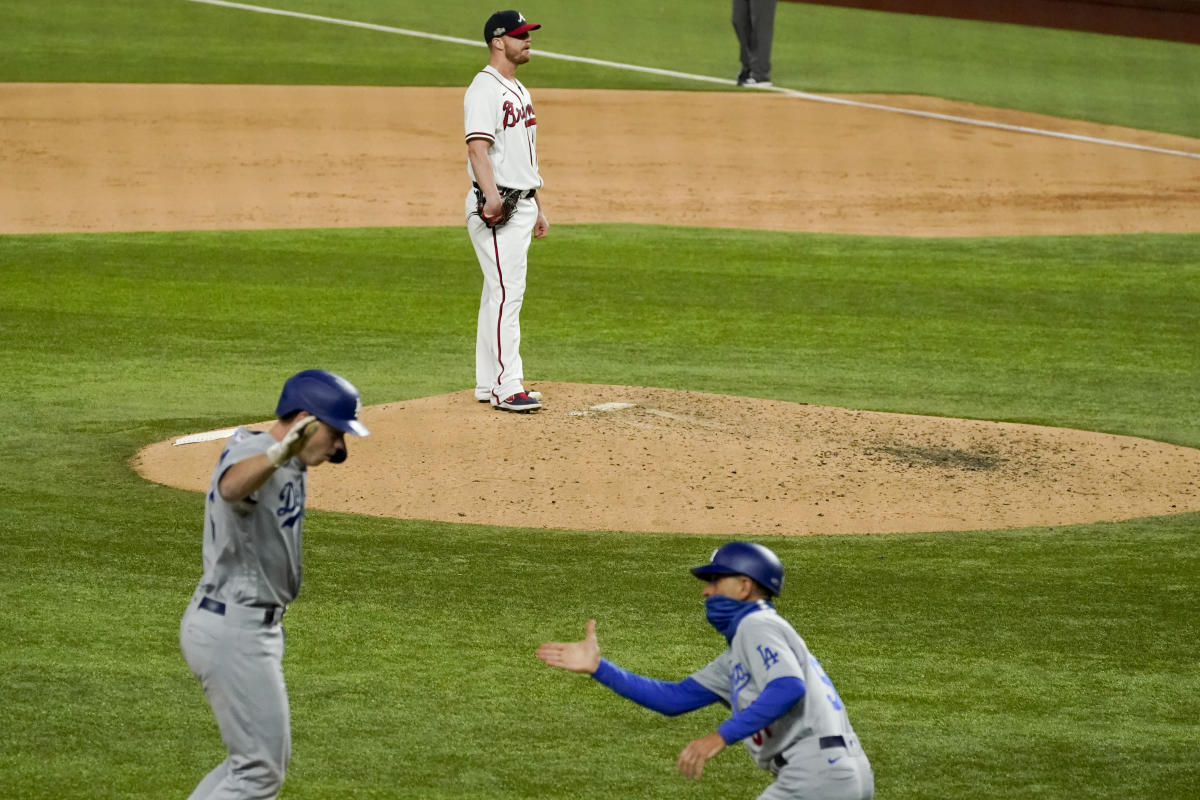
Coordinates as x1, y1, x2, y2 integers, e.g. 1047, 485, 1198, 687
198, 595, 285, 626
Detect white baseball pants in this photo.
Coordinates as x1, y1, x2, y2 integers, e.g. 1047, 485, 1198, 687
466, 191, 537, 403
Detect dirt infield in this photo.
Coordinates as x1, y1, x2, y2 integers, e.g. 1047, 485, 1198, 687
3, 83, 1199, 236
7, 82, 1198, 534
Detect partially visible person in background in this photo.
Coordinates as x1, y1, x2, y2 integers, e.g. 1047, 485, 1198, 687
733, 0, 778, 87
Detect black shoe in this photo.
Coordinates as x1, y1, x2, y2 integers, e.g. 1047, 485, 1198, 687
482, 390, 541, 404
494, 392, 542, 412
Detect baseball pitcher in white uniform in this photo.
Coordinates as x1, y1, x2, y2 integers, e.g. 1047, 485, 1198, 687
537, 542, 874, 800
464, 9, 548, 413
179, 370, 369, 799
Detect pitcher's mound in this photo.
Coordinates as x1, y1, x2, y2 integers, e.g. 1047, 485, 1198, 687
132, 383, 1200, 535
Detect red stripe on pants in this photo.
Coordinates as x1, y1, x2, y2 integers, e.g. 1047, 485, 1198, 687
491, 228, 507, 395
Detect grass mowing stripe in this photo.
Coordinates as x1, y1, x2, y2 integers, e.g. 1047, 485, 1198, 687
3, 513, 1198, 798
9, 226, 1196, 441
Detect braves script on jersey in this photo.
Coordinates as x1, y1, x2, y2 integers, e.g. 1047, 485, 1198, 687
464, 65, 542, 191
690, 603, 863, 770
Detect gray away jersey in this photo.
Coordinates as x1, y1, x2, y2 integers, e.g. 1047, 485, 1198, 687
197, 427, 307, 607
690, 605, 859, 770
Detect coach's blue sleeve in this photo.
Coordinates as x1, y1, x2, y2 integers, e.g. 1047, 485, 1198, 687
591, 659, 721, 716
716, 676, 806, 744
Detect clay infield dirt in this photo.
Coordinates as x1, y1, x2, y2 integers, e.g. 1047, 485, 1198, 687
5, 82, 1198, 534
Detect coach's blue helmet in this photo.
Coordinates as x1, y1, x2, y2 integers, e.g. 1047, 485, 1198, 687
276, 369, 370, 439
691, 542, 784, 596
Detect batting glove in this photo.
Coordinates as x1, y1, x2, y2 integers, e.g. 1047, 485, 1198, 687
266, 415, 319, 467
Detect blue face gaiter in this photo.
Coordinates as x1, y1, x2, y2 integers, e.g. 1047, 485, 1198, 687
705, 595, 770, 644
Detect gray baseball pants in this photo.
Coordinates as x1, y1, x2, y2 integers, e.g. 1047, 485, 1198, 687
732, 0, 778, 82
180, 592, 290, 799
760, 735, 874, 800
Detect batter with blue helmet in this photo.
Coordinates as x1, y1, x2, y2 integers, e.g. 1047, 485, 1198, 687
179, 370, 369, 799
536, 542, 874, 799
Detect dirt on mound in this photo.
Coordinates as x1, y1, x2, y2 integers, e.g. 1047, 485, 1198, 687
132, 384, 1200, 535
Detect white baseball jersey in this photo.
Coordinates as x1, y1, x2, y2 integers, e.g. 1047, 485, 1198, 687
464, 65, 543, 191
690, 605, 861, 770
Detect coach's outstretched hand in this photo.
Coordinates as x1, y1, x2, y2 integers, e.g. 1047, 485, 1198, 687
536, 619, 602, 675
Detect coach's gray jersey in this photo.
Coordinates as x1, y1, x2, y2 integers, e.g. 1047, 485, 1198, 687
690, 604, 859, 770
196, 427, 307, 607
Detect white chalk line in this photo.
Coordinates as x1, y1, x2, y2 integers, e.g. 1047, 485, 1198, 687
774, 89, 1200, 159
186, 0, 1198, 160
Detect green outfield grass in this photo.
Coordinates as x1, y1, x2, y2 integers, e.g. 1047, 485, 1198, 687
3, 1, 1200, 798
1, 228, 1198, 798
3, 0, 1199, 135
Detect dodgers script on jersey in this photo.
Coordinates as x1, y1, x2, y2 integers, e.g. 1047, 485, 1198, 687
197, 428, 307, 607
690, 606, 860, 770
464, 65, 543, 191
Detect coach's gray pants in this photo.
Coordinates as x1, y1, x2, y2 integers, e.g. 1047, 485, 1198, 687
180, 592, 290, 799
759, 734, 873, 800
732, 0, 778, 82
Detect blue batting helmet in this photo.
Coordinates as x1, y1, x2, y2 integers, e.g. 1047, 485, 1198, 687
691, 542, 784, 596
275, 369, 370, 438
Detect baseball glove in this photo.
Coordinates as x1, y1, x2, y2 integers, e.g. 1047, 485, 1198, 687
474, 186, 523, 229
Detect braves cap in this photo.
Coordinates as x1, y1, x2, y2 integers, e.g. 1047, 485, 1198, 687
484, 10, 540, 42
